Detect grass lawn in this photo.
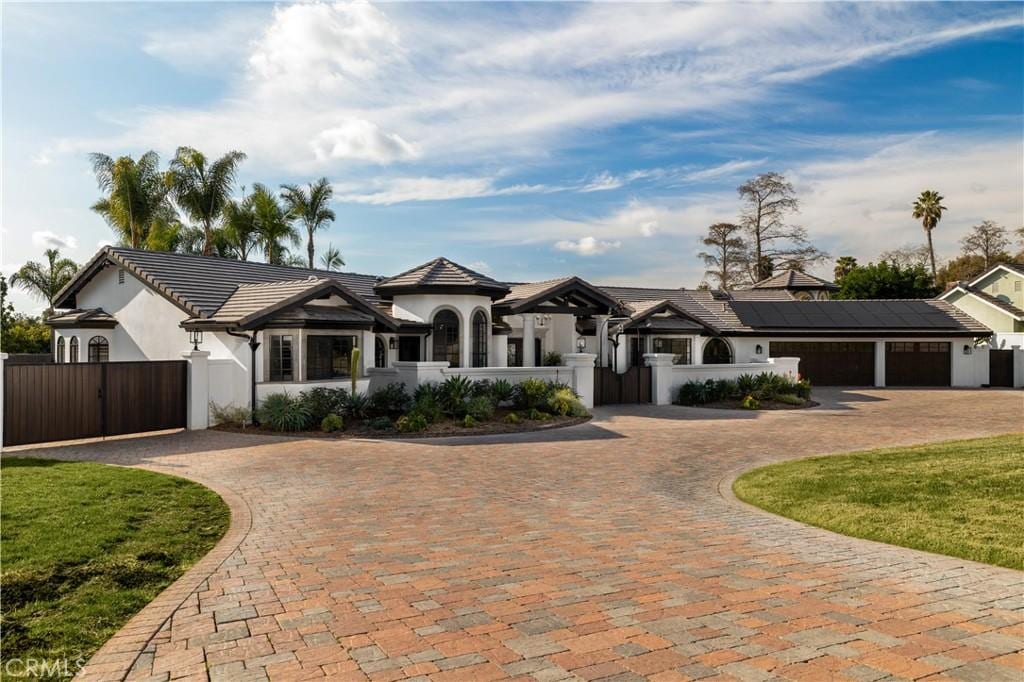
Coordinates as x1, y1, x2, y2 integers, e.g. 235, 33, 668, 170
1, 457, 229, 676
733, 434, 1024, 571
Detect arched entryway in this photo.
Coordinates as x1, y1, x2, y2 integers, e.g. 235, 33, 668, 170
471, 310, 488, 367
374, 337, 387, 368
432, 309, 461, 367
702, 337, 733, 364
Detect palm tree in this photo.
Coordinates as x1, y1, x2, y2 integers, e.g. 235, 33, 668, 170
280, 178, 335, 269
166, 147, 247, 256
90, 151, 174, 248
9, 248, 79, 314
320, 244, 345, 271
251, 184, 299, 265
912, 190, 947, 280
222, 189, 259, 261
833, 256, 858, 283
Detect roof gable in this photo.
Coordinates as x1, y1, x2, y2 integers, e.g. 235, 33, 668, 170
374, 257, 510, 299
752, 269, 839, 291
968, 262, 1024, 290
494, 276, 623, 315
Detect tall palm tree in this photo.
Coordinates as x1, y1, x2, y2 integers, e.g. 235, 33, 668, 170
833, 256, 858, 283
222, 189, 259, 261
90, 151, 174, 248
166, 147, 247, 256
9, 248, 79, 314
912, 190, 947, 280
280, 178, 336, 269
320, 244, 345, 271
251, 184, 299, 265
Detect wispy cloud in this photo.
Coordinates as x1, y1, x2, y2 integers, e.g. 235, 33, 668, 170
32, 230, 78, 250
334, 176, 554, 204
554, 236, 622, 257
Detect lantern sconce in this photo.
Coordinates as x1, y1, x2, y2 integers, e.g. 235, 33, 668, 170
755, 344, 764, 355
654, 338, 664, 351
389, 337, 397, 350
962, 344, 972, 355
576, 337, 587, 352
189, 329, 203, 352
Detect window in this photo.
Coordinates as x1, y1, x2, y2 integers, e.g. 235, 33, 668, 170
628, 337, 645, 368
69, 337, 79, 363
56, 337, 65, 364
118, 269, 125, 284
1015, 280, 1022, 292
654, 337, 692, 365
375, 337, 387, 368
88, 336, 109, 362
432, 310, 460, 367
306, 335, 357, 380
471, 311, 488, 367
268, 335, 294, 381
992, 282, 1000, 293
398, 336, 420, 362
702, 337, 732, 364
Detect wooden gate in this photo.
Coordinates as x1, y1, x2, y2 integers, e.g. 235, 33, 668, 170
989, 349, 1014, 388
3, 361, 187, 447
594, 366, 652, 406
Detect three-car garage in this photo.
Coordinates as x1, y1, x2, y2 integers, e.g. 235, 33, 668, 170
768, 340, 954, 387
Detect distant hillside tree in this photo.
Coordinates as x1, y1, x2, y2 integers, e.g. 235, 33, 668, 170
835, 261, 939, 300
698, 223, 748, 289
833, 256, 858, 284
960, 221, 1010, 269
878, 244, 931, 270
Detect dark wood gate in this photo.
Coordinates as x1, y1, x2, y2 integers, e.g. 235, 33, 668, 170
989, 349, 1014, 387
3, 361, 187, 447
594, 366, 651, 406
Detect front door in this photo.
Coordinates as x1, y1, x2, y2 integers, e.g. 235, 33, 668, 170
508, 338, 522, 367
398, 336, 421, 362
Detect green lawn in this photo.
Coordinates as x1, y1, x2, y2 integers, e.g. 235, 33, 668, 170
733, 434, 1024, 570
1, 458, 229, 677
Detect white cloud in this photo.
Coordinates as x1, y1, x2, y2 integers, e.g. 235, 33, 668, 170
580, 171, 624, 193
335, 176, 551, 204
554, 236, 622, 257
311, 119, 417, 164
680, 159, 766, 184
32, 230, 78, 250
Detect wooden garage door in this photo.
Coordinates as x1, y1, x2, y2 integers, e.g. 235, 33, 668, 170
885, 342, 951, 387
770, 341, 875, 386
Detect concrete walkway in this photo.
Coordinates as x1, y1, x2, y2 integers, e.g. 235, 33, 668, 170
20, 388, 1022, 681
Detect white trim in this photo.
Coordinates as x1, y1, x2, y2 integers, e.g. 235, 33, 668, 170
966, 263, 1024, 288
940, 285, 1024, 322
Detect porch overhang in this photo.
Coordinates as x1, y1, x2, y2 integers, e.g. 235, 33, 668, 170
492, 277, 625, 317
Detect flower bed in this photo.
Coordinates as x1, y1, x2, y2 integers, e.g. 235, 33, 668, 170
212, 377, 590, 438
675, 372, 814, 410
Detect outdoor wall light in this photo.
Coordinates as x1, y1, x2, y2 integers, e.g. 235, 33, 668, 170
963, 344, 972, 355
755, 344, 763, 355
189, 329, 203, 351
389, 337, 397, 350
576, 337, 587, 352
654, 338, 664, 350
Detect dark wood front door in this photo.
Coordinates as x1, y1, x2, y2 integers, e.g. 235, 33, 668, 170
594, 366, 652, 405
770, 341, 875, 386
508, 338, 522, 367
989, 349, 1014, 387
885, 342, 951, 387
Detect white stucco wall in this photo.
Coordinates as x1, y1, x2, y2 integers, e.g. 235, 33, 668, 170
391, 293, 493, 368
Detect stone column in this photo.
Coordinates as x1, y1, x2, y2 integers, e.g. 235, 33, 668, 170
644, 353, 675, 405
181, 350, 211, 430
522, 313, 536, 367
491, 333, 509, 367
563, 353, 596, 409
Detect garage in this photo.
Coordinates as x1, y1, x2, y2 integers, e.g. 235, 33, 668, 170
885, 341, 951, 386
770, 341, 875, 386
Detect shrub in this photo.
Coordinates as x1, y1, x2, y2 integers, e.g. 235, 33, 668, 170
413, 393, 443, 424
676, 381, 705, 406
462, 414, 478, 428
367, 383, 412, 418
345, 392, 370, 420
466, 395, 495, 421
440, 375, 475, 417
321, 413, 344, 433
542, 351, 563, 366
794, 378, 812, 400
299, 387, 348, 424
257, 393, 312, 431
489, 379, 514, 405
396, 412, 428, 433
503, 412, 520, 424
367, 416, 393, 431
773, 393, 805, 406
548, 387, 587, 417
513, 378, 550, 410
735, 373, 758, 396
209, 401, 250, 428
741, 394, 760, 410
527, 408, 551, 421
413, 381, 443, 404
470, 379, 493, 399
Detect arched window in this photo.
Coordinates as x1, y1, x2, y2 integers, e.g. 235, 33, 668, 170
471, 310, 488, 367
69, 336, 79, 363
88, 336, 109, 363
432, 309, 460, 367
56, 337, 66, 364
375, 337, 387, 368
702, 337, 732, 364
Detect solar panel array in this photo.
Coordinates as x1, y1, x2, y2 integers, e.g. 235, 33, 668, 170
730, 300, 964, 329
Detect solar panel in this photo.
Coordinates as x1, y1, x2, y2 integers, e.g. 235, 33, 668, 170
729, 300, 964, 329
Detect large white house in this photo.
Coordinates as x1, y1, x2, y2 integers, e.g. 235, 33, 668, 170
46, 247, 999, 421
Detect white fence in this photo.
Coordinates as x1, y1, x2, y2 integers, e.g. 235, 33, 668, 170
645, 354, 801, 405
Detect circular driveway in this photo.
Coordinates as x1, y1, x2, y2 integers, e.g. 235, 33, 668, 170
30, 388, 1023, 681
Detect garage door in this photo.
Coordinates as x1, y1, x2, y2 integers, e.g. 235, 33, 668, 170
885, 342, 951, 387
770, 341, 875, 386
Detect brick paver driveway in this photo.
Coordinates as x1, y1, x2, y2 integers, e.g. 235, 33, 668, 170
25, 388, 1024, 682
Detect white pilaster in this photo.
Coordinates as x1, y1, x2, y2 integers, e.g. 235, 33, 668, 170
644, 353, 675, 405
874, 340, 886, 387
563, 353, 596, 409
181, 350, 211, 430
522, 313, 536, 367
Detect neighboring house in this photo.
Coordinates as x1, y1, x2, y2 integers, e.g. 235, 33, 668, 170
939, 262, 1024, 349
749, 269, 840, 300
49, 247, 994, 418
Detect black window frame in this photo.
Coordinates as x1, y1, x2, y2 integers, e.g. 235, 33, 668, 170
306, 334, 358, 380
702, 337, 732, 364
432, 309, 460, 368
374, 336, 387, 368
653, 337, 692, 365
268, 334, 294, 382
471, 310, 488, 368
87, 336, 109, 363
69, 336, 79, 363
56, 336, 65, 364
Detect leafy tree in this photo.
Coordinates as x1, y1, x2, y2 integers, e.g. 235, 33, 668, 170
222, 189, 259, 261
320, 244, 346, 271
0, 278, 15, 334
698, 222, 747, 289
935, 254, 987, 289
960, 220, 1010, 269
251, 184, 299, 265
834, 261, 939, 300
737, 172, 827, 282
1, 313, 50, 353
280, 178, 336, 269
911, 189, 946, 280
90, 151, 174, 248
9, 248, 79, 314
879, 244, 931, 270
833, 256, 858, 283
166, 147, 247, 256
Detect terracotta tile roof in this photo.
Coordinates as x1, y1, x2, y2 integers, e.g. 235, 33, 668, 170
495, 278, 574, 307
375, 258, 510, 298
209, 278, 329, 324
751, 269, 839, 290
46, 308, 118, 327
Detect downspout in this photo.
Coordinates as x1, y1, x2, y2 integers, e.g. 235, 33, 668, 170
226, 328, 261, 425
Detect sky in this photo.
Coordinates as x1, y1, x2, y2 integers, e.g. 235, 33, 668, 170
2, 1, 1023, 313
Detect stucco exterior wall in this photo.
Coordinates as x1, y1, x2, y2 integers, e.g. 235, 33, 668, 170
391, 293, 493, 368
943, 290, 1017, 333
973, 267, 1024, 310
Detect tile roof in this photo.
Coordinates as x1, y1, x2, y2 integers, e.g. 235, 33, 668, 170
208, 278, 329, 324
46, 308, 118, 327
751, 269, 839, 290
262, 305, 379, 327
961, 285, 1024, 320
495, 278, 574, 307
375, 258, 510, 297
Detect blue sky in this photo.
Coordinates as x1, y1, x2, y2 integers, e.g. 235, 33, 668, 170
3, 1, 1023, 312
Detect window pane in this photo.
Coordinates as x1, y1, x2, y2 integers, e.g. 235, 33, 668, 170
269, 335, 293, 381
306, 335, 356, 380
433, 310, 460, 367
88, 336, 109, 363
